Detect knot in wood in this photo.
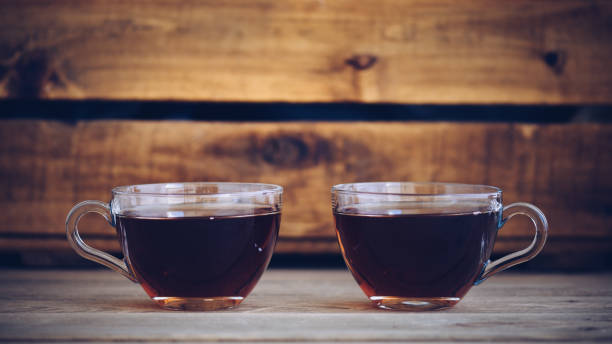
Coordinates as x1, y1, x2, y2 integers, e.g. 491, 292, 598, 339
542, 50, 567, 75
345, 54, 378, 71
261, 135, 309, 166
5, 49, 64, 98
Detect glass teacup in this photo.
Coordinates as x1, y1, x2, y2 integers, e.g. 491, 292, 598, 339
332, 182, 548, 310
66, 182, 282, 310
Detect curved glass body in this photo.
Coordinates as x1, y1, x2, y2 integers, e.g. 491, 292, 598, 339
67, 182, 282, 310
332, 182, 546, 311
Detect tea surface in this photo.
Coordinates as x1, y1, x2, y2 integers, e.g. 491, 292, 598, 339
335, 208, 499, 299
116, 207, 279, 298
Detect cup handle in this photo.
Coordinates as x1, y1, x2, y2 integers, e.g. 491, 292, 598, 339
66, 200, 137, 282
474, 202, 548, 285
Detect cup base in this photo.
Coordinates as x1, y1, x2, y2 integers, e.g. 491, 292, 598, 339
153, 296, 244, 311
370, 296, 460, 311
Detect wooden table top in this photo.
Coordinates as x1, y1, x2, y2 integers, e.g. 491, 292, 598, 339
0, 269, 610, 343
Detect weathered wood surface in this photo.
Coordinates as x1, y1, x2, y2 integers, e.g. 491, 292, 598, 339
1, 0, 611, 103
1, 120, 612, 262
0, 269, 610, 343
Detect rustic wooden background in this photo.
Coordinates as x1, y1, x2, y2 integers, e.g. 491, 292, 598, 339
1, 120, 611, 267
0, 0, 611, 268
1, 0, 611, 103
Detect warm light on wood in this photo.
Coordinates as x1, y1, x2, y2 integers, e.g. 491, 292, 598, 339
0, 0, 611, 103
1, 120, 611, 265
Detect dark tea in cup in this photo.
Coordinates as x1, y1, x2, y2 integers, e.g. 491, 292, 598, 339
116, 205, 279, 309
67, 183, 282, 310
332, 182, 547, 311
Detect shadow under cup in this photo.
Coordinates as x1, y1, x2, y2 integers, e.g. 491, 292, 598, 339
67, 182, 282, 311
332, 182, 548, 311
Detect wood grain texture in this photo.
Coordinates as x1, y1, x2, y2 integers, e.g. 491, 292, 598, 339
0, 269, 611, 342
1, 120, 611, 263
0, 0, 611, 103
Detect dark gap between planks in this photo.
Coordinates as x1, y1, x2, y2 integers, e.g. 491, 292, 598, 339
0, 100, 610, 122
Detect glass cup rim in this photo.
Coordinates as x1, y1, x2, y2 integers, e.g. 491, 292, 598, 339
111, 182, 283, 197
331, 182, 501, 198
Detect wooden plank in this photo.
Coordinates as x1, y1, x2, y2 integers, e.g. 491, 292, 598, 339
1, 120, 612, 263
0, 0, 611, 104
0, 269, 611, 343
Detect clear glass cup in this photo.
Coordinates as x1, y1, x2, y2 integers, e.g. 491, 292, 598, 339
66, 182, 282, 310
332, 182, 548, 311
